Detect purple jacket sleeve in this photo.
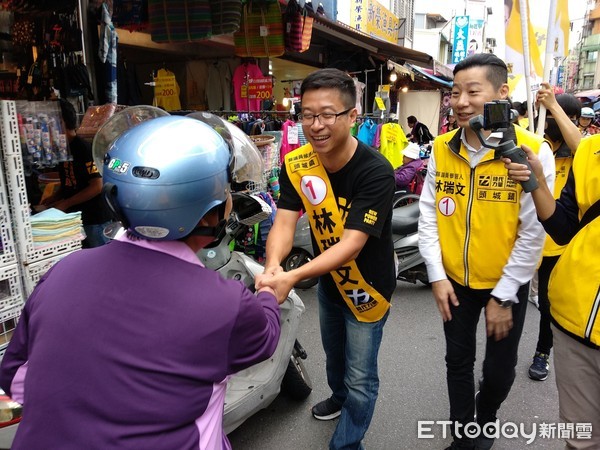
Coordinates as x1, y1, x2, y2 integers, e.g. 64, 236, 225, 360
227, 289, 281, 374
0, 299, 31, 397
394, 164, 417, 189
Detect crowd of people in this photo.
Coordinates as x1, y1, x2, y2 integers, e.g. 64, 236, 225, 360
0, 52, 598, 450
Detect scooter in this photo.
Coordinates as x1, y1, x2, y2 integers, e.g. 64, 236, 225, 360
282, 213, 319, 289
197, 193, 312, 433
392, 193, 429, 285
0, 194, 312, 443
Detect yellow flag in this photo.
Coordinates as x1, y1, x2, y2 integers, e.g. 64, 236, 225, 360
553, 0, 570, 57
505, 0, 543, 78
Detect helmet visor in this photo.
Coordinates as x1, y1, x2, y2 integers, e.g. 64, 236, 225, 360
93, 106, 170, 175
186, 112, 264, 184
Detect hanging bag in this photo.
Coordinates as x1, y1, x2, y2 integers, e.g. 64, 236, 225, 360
284, 0, 313, 53
148, 0, 212, 43
234, 0, 285, 58
209, 0, 242, 36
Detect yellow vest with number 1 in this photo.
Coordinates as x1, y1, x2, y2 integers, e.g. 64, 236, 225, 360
285, 144, 390, 323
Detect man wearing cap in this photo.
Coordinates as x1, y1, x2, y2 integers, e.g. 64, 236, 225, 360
578, 107, 599, 136
394, 142, 425, 194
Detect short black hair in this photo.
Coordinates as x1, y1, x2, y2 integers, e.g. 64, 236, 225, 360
407, 115, 417, 125
512, 101, 527, 116
453, 53, 508, 90
555, 94, 582, 119
59, 98, 77, 130
301, 68, 357, 110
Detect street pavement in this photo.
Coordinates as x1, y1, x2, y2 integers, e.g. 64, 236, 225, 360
228, 281, 565, 450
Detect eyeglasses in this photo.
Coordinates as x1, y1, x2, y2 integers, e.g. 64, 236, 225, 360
298, 108, 352, 126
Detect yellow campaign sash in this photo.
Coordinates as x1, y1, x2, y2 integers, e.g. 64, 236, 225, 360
285, 144, 390, 322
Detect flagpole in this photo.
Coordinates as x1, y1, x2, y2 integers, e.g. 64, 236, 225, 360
535, 0, 558, 136
519, 0, 535, 133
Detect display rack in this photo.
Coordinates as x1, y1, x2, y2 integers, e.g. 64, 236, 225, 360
22, 252, 71, 297
0, 100, 83, 359
0, 101, 82, 266
0, 264, 24, 357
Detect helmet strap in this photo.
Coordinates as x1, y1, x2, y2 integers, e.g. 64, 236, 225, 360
102, 183, 130, 229
188, 202, 229, 239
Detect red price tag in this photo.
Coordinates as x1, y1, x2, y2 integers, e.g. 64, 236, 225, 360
247, 78, 273, 100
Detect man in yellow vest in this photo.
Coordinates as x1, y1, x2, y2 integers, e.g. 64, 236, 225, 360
256, 68, 396, 450
526, 86, 581, 382
503, 134, 600, 448
418, 53, 555, 450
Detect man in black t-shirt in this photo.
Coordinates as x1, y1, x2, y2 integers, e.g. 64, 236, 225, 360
255, 68, 395, 450
40, 99, 112, 248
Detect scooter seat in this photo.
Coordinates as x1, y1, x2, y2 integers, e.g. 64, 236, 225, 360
391, 201, 420, 235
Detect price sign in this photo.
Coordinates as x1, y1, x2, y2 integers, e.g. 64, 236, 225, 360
247, 78, 273, 100
154, 74, 177, 99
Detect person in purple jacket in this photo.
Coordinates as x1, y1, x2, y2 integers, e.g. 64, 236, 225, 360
394, 142, 425, 194
0, 115, 282, 450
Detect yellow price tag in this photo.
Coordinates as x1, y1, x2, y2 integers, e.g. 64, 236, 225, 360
375, 97, 386, 111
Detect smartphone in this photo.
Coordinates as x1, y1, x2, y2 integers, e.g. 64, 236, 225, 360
483, 100, 511, 131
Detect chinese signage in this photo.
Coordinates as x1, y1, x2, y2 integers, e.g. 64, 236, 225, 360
350, 0, 400, 44
467, 19, 484, 57
243, 78, 273, 100
452, 16, 470, 64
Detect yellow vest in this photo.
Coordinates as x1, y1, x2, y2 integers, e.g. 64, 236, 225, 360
549, 135, 600, 347
284, 144, 391, 322
543, 142, 573, 256
433, 126, 544, 289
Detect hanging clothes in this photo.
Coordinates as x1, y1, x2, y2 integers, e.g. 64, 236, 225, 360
98, 2, 118, 103
353, 77, 366, 115
379, 122, 409, 169
357, 118, 378, 147
206, 60, 232, 111
153, 68, 182, 111
372, 90, 390, 115
280, 119, 301, 164
233, 62, 264, 112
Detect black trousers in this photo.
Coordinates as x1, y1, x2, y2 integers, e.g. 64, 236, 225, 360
535, 255, 560, 355
444, 279, 529, 442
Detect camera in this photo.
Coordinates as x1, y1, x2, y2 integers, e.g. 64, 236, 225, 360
468, 102, 539, 193
483, 100, 512, 131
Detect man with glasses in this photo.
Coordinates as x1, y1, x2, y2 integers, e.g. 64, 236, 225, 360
256, 68, 395, 450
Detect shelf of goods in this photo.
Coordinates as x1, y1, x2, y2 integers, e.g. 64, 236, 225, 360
0, 101, 82, 357
0, 100, 82, 266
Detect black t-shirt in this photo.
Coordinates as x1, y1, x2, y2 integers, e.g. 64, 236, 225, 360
278, 140, 396, 304
58, 135, 112, 226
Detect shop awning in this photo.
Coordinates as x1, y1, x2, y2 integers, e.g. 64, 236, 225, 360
407, 64, 453, 88
311, 16, 434, 68
575, 89, 600, 99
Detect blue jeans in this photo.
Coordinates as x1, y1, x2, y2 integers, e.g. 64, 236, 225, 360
318, 285, 389, 450
83, 222, 112, 248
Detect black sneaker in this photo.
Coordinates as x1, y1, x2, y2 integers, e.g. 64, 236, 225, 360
311, 397, 341, 420
528, 352, 549, 381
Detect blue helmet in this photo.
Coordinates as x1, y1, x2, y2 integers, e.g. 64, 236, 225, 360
102, 115, 231, 240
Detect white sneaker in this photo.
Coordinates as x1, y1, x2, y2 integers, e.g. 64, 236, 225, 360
528, 295, 539, 307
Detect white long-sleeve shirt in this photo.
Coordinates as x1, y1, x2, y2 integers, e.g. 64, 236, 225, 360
418, 129, 555, 302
